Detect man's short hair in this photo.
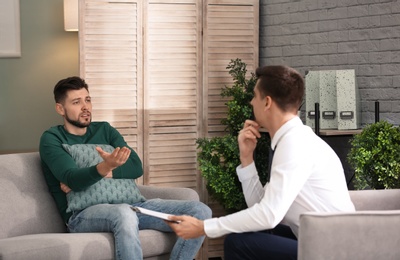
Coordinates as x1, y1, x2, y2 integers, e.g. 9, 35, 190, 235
255, 66, 304, 112
54, 76, 89, 103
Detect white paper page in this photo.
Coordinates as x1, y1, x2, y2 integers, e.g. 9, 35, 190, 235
131, 206, 179, 223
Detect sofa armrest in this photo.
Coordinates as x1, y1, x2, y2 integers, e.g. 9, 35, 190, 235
298, 210, 400, 260
137, 185, 199, 201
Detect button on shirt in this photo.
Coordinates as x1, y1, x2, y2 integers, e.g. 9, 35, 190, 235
204, 117, 355, 238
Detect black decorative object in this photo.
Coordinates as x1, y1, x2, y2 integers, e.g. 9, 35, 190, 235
375, 101, 380, 123
315, 102, 320, 136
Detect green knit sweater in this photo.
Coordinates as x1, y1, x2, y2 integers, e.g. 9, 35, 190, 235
39, 122, 143, 223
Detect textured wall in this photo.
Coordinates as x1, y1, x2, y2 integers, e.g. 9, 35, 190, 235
259, 0, 400, 126
0, 0, 78, 153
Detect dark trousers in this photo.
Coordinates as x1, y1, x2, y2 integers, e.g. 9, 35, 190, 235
224, 224, 297, 260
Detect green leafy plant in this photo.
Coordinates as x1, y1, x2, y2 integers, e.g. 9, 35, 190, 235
347, 120, 400, 189
196, 59, 271, 213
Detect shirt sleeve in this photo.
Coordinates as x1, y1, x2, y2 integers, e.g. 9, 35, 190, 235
204, 136, 313, 238
237, 162, 265, 207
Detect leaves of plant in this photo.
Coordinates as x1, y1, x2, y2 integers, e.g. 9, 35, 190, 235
197, 59, 271, 212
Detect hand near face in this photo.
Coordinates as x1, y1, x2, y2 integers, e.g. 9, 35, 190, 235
238, 120, 261, 167
166, 215, 206, 240
95, 146, 131, 177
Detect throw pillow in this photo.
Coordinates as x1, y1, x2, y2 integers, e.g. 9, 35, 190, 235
62, 144, 145, 213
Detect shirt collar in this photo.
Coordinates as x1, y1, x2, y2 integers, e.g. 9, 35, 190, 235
271, 116, 302, 150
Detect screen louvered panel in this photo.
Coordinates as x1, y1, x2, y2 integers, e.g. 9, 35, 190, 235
204, 0, 259, 137
80, 0, 143, 156
144, 1, 201, 188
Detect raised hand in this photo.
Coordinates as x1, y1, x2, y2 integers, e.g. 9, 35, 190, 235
238, 120, 261, 167
95, 146, 131, 177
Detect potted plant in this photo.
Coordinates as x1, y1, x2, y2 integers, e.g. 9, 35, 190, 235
347, 120, 400, 189
196, 59, 271, 213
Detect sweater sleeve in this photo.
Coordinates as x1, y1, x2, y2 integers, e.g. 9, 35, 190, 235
39, 131, 103, 191
105, 123, 144, 179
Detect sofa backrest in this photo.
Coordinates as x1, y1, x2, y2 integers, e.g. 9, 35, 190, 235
0, 152, 66, 239
349, 189, 400, 211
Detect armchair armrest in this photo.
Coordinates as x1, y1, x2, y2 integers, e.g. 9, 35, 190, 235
137, 185, 199, 201
349, 189, 400, 210
298, 210, 400, 260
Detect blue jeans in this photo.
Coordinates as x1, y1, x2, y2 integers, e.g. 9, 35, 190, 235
68, 199, 211, 260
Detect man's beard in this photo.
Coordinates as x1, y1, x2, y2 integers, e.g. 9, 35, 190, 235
65, 113, 91, 128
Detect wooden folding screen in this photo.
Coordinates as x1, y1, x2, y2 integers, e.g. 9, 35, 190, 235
80, 0, 258, 190
80, 0, 258, 258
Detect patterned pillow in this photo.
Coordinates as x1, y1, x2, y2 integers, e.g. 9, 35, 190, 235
62, 144, 145, 213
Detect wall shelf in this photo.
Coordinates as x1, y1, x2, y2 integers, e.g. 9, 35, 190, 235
318, 129, 362, 136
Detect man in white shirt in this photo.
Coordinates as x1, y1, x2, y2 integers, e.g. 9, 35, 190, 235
167, 65, 355, 259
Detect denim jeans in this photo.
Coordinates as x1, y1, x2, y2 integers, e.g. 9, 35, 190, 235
68, 199, 211, 260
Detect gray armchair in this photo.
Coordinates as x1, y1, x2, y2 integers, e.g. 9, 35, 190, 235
298, 189, 400, 260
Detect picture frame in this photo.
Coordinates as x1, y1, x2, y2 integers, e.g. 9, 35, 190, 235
0, 0, 21, 58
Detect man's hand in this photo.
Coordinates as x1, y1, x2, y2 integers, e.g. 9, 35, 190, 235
238, 120, 261, 167
166, 215, 206, 240
104, 171, 113, 178
96, 146, 131, 177
60, 182, 71, 193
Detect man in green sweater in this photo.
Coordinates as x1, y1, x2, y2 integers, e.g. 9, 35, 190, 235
39, 76, 211, 260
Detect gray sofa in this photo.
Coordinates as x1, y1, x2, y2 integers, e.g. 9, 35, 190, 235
299, 188, 400, 260
0, 152, 200, 260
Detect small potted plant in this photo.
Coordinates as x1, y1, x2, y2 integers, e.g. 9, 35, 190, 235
196, 59, 271, 212
347, 120, 400, 189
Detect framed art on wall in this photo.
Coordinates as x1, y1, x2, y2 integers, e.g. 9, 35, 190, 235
0, 0, 21, 58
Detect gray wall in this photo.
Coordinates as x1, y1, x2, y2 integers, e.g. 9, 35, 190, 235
0, 0, 79, 153
259, 0, 400, 126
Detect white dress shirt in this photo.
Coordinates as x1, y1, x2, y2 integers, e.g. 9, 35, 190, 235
204, 117, 355, 238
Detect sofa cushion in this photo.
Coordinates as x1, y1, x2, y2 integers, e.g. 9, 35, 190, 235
0, 230, 175, 260
62, 144, 145, 212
